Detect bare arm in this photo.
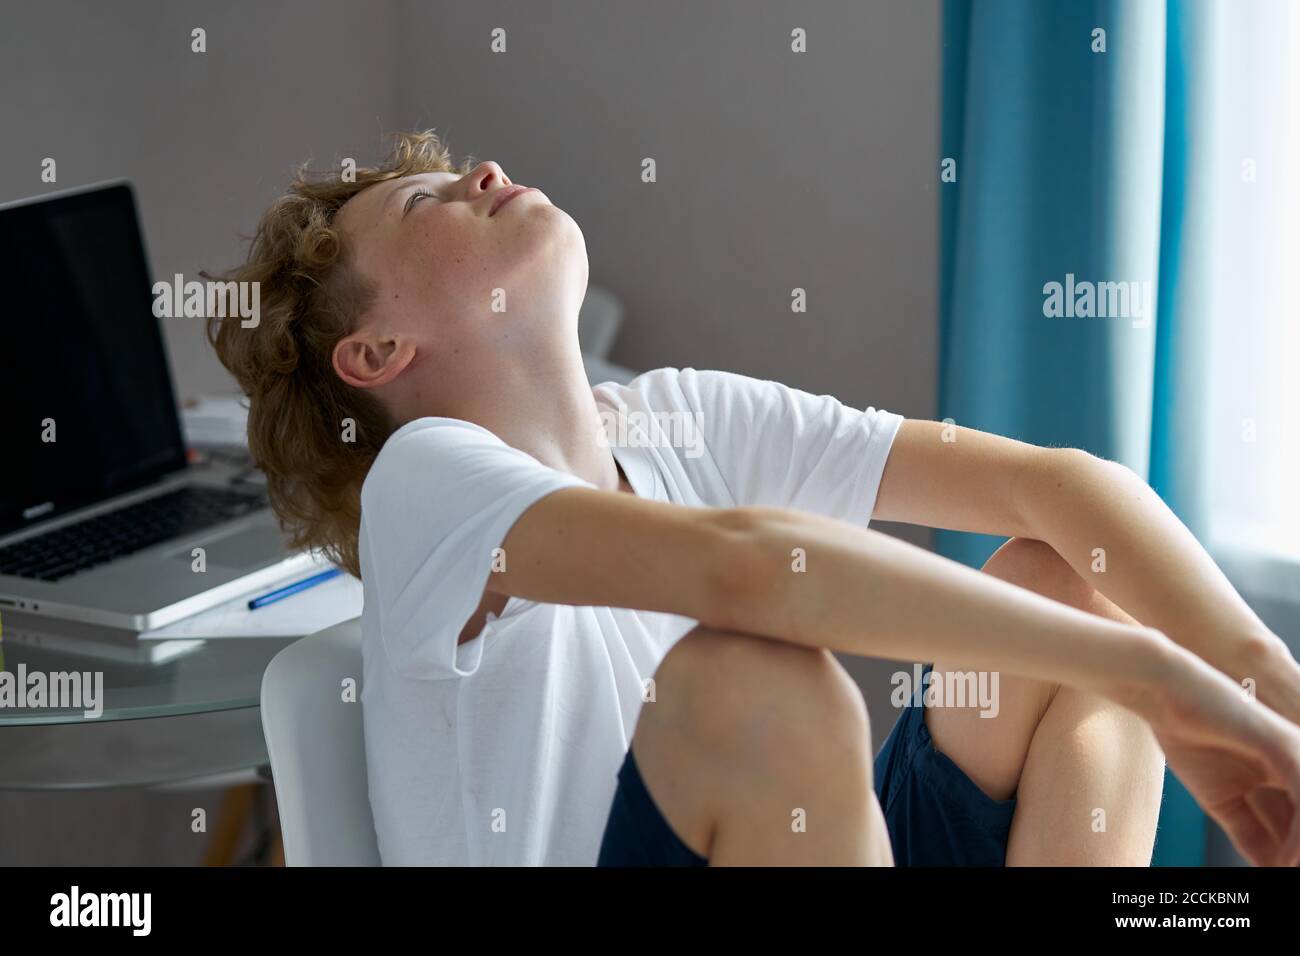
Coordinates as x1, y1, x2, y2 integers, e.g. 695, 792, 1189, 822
493, 487, 1173, 718
873, 419, 1300, 726
490, 478, 1300, 865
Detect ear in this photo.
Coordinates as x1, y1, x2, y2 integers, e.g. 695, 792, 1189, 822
332, 330, 416, 390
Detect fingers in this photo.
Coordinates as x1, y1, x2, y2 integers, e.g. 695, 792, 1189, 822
1244, 706, 1300, 864
1215, 797, 1278, 867
1245, 787, 1293, 845
1261, 721, 1300, 866
1281, 770, 1300, 867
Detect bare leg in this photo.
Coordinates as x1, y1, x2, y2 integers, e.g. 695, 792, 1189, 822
925, 537, 1166, 865
631, 625, 893, 866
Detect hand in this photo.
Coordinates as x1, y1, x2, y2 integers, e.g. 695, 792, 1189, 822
1145, 643, 1300, 866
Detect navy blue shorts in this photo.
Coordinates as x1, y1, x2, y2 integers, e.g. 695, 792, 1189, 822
597, 662, 1016, 866
597, 745, 708, 866
873, 663, 1017, 865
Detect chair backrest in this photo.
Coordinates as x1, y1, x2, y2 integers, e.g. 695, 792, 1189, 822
260, 618, 381, 866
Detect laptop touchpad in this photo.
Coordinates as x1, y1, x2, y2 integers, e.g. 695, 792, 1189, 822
168, 524, 286, 570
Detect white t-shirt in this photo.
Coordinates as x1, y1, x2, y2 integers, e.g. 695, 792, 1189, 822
359, 367, 904, 865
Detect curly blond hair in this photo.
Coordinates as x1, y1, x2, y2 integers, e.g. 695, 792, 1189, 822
207, 131, 475, 578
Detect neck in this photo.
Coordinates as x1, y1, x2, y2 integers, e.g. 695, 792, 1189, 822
437, 339, 621, 492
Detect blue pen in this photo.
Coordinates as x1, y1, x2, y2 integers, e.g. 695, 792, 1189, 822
247, 567, 344, 610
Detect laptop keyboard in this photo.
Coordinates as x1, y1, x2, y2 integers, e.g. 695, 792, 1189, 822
0, 486, 267, 582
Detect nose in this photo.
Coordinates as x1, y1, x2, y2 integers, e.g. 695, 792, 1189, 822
464, 161, 511, 197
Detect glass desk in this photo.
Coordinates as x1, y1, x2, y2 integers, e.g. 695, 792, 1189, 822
0, 609, 306, 789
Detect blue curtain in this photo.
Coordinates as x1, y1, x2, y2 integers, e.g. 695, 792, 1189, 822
939, 0, 1211, 865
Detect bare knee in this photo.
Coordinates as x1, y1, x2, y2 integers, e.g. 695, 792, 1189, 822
647, 626, 872, 773
926, 539, 1084, 793
981, 537, 1095, 607
631, 628, 878, 862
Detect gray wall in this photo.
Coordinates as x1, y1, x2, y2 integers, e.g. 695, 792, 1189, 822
0, 0, 939, 863
394, 0, 938, 421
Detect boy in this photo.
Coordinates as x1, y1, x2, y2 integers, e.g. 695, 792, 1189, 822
209, 132, 1300, 866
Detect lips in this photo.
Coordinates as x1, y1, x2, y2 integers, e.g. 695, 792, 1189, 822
489, 185, 535, 217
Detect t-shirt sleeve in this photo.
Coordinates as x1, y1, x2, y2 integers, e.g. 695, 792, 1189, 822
359, 418, 592, 681
649, 367, 905, 524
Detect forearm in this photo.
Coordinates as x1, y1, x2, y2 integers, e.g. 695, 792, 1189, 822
1019, 450, 1285, 676
496, 486, 1186, 721
708, 508, 1177, 720
874, 421, 1300, 725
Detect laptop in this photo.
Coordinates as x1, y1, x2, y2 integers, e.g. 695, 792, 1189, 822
0, 181, 316, 631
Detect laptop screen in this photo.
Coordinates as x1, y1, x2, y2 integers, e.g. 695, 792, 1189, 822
0, 183, 188, 538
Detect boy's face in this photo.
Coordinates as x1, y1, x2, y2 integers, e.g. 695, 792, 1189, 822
332, 161, 588, 402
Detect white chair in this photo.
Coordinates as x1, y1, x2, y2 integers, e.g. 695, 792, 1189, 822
261, 617, 381, 865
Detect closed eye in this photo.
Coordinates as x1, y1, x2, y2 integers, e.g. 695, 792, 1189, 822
403, 189, 437, 217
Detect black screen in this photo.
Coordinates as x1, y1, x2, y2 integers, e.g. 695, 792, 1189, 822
0, 183, 187, 537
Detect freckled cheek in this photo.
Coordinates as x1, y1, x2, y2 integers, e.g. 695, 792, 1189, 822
411, 229, 480, 287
